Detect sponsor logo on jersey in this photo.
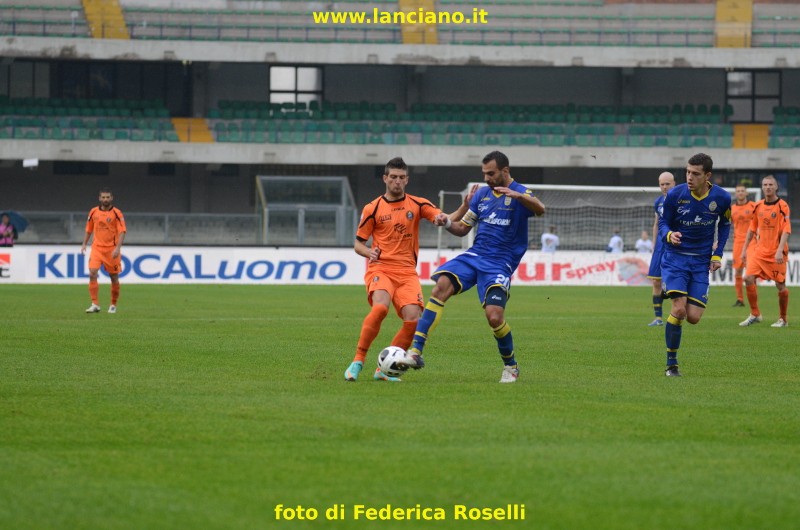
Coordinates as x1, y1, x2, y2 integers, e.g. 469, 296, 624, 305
406, 211, 414, 220
482, 212, 511, 226
709, 201, 717, 211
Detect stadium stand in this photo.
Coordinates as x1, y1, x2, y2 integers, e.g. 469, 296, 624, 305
0, 1, 89, 38
0, 0, 798, 248
0, 96, 179, 142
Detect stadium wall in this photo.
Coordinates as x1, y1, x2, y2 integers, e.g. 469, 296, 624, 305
3, 246, 798, 287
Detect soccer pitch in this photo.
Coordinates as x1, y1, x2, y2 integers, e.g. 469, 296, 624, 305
2, 284, 798, 529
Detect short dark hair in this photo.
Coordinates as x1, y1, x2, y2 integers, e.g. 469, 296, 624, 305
762, 174, 778, 188
688, 153, 713, 173
735, 182, 747, 189
99, 187, 113, 195
482, 151, 509, 169
384, 157, 408, 175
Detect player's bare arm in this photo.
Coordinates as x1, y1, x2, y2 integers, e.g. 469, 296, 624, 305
112, 232, 125, 259
446, 216, 474, 237
446, 184, 479, 224
493, 186, 545, 216
741, 230, 754, 263
652, 213, 658, 244
354, 238, 381, 262
775, 232, 789, 264
81, 232, 92, 254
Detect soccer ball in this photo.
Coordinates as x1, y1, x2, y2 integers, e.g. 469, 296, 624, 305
377, 346, 409, 378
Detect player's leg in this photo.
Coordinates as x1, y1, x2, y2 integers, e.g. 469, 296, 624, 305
108, 273, 120, 313
661, 257, 691, 376
86, 266, 101, 312
108, 253, 122, 312
404, 273, 459, 369
732, 241, 745, 306
740, 257, 764, 326
647, 248, 665, 325
774, 283, 789, 327
345, 280, 392, 381
483, 288, 518, 383
649, 278, 664, 326
389, 272, 425, 350
685, 301, 706, 325
86, 250, 102, 312
772, 261, 789, 327
664, 295, 686, 376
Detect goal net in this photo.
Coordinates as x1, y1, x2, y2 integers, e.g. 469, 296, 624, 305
435, 183, 761, 252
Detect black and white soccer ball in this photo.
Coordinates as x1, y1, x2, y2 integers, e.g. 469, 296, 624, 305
377, 346, 409, 378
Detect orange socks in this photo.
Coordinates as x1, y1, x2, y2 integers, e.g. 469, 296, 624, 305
111, 283, 120, 305
735, 276, 744, 302
391, 320, 418, 350
354, 304, 389, 362
89, 279, 99, 304
778, 289, 789, 321
746, 283, 760, 316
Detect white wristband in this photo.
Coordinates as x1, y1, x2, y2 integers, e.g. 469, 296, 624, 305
445, 218, 452, 229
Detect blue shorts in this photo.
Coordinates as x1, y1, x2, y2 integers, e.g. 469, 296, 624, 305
433, 252, 513, 306
661, 252, 711, 307
647, 242, 666, 279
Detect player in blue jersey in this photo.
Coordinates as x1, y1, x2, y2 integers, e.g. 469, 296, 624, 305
657, 153, 731, 377
403, 151, 546, 383
646, 171, 676, 326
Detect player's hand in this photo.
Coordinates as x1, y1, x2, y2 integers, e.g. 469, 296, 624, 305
112, 248, 121, 259
80, 244, 87, 255
775, 252, 784, 264
669, 231, 682, 245
709, 260, 722, 272
464, 184, 479, 205
740, 252, 747, 265
492, 186, 518, 199
369, 245, 381, 263
433, 213, 449, 226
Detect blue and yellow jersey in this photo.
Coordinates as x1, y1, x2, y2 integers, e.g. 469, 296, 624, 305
459, 180, 538, 268
658, 183, 732, 260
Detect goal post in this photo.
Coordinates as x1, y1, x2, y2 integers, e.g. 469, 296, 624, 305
438, 183, 761, 253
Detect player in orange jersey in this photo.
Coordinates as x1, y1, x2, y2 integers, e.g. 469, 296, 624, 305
739, 175, 791, 328
344, 157, 472, 381
81, 188, 127, 314
730, 183, 756, 307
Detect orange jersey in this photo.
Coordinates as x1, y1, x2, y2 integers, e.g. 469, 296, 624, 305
748, 198, 791, 260
86, 206, 127, 248
357, 193, 441, 269
731, 200, 756, 244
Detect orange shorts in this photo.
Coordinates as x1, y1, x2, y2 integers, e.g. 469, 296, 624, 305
745, 254, 786, 284
364, 267, 423, 316
89, 246, 122, 275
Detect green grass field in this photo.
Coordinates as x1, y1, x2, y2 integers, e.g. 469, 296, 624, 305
2, 284, 798, 530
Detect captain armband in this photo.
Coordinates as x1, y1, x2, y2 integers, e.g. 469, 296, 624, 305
461, 210, 478, 227
710, 255, 722, 262
666, 231, 674, 244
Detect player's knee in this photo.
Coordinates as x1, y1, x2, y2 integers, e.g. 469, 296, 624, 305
484, 307, 505, 328
686, 314, 701, 325
432, 277, 455, 301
